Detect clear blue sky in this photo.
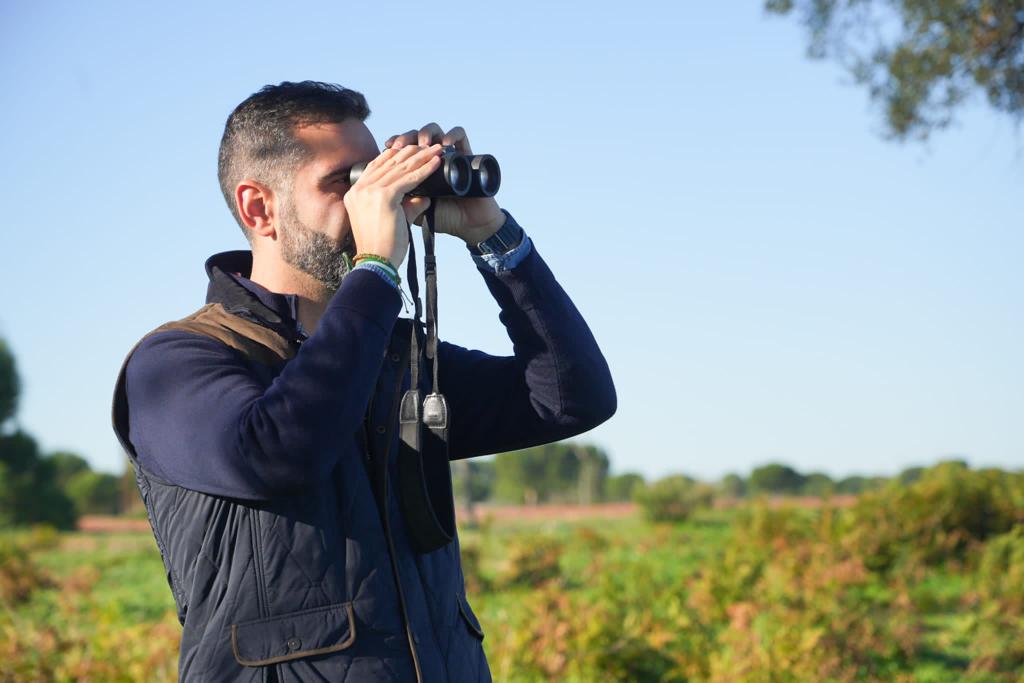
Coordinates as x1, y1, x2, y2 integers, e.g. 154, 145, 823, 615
1, 1, 1020, 481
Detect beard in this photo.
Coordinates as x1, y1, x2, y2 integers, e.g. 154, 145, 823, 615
278, 199, 351, 292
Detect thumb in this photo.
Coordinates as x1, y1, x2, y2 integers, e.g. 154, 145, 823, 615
403, 196, 432, 226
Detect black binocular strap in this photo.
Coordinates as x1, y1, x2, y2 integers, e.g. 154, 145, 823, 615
397, 204, 456, 553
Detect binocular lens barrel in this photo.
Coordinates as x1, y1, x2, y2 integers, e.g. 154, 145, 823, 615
409, 155, 472, 197
469, 155, 500, 197
347, 151, 500, 198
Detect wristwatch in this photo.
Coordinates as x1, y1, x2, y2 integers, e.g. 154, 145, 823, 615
471, 214, 524, 256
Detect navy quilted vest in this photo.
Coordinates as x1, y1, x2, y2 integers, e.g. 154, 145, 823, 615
112, 300, 490, 682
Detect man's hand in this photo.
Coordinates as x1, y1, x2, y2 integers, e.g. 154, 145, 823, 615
386, 123, 506, 245
343, 144, 443, 266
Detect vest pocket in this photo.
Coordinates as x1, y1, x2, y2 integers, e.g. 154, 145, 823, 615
231, 601, 356, 666
457, 594, 485, 641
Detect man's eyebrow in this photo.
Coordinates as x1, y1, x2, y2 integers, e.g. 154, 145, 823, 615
319, 164, 352, 184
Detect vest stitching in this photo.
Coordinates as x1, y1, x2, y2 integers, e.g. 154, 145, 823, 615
250, 509, 269, 618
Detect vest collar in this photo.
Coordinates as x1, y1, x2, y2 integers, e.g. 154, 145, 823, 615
204, 251, 303, 341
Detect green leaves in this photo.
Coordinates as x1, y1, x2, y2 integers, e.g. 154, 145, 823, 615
765, 0, 1024, 140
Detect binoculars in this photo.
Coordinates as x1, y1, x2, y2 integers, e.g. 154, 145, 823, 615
348, 145, 501, 198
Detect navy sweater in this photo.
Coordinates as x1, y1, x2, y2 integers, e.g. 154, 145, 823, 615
124, 238, 616, 502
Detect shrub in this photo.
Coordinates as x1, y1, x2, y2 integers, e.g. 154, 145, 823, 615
717, 473, 747, 499
964, 526, 1024, 675
687, 506, 919, 682
636, 476, 714, 523
458, 539, 488, 595
842, 463, 1024, 572
0, 526, 58, 603
497, 533, 564, 588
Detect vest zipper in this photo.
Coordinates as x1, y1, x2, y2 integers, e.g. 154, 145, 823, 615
380, 467, 424, 683
367, 347, 424, 683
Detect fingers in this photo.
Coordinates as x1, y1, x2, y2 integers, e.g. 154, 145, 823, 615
356, 144, 431, 187
386, 123, 472, 154
387, 126, 436, 150
355, 146, 400, 181
417, 123, 444, 148
378, 145, 442, 194
385, 129, 418, 150
441, 126, 472, 155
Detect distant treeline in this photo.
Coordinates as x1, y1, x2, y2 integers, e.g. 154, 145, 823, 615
0, 338, 133, 529
451, 446, 977, 507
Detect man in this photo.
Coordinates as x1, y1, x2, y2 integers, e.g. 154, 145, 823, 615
112, 81, 615, 682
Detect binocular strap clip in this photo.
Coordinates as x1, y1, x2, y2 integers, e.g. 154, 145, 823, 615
395, 204, 457, 554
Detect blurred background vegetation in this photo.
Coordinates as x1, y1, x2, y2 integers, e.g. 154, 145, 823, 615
3, 334, 1023, 681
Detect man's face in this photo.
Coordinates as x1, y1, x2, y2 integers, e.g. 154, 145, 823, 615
276, 119, 380, 290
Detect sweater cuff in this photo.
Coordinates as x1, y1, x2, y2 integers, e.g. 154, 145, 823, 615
466, 211, 533, 273
328, 267, 403, 333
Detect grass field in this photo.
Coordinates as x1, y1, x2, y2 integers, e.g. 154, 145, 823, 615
2, 486, 1022, 682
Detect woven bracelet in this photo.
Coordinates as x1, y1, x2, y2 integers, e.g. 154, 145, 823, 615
355, 261, 401, 288
353, 253, 397, 271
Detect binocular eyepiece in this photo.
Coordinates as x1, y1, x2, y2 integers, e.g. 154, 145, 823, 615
348, 145, 500, 198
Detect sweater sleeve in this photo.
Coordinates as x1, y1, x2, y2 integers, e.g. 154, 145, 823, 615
438, 240, 616, 459
124, 269, 402, 500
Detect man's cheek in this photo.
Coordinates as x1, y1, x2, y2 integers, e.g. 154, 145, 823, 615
325, 205, 351, 241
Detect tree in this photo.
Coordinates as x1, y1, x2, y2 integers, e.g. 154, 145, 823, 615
493, 442, 611, 504
766, 0, 1024, 140
801, 472, 835, 497
718, 473, 748, 499
49, 450, 91, 489
0, 338, 19, 428
0, 338, 77, 529
0, 431, 77, 529
835, 474, 889, 494
605, 472, 646, 502
494, 447, 549, 504
749, 463, 806, 495
66, 470, 122, 516
575, 445, 610, 504
451, 459, 496, 505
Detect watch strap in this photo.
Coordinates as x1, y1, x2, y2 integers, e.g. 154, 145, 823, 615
472, 214, 523, 255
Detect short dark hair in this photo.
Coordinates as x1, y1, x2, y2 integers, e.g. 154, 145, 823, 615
217, 81, 370, 239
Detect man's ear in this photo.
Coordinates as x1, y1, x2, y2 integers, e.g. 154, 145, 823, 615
236, 180, 278, 240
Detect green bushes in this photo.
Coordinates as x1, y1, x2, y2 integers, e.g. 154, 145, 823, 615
635, 476, 715, 523
963, 525, 1024, 674
0, 530, 180, 682
4, 462, 1022, 681
482, 463, 1024, 681
678, 502, 918, 682
842, 462, 1024, 571
0, 526, 58, 603
497, 533, 565, 588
